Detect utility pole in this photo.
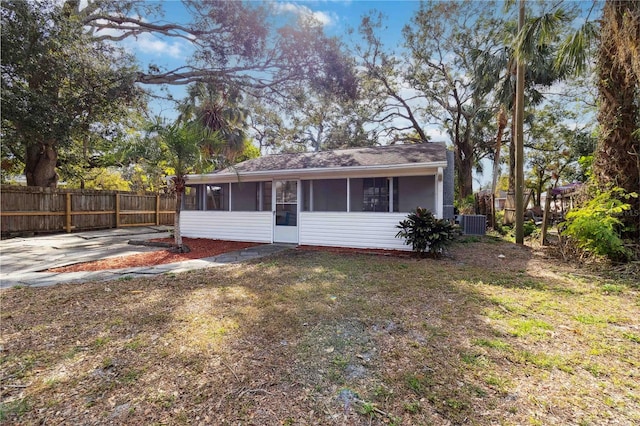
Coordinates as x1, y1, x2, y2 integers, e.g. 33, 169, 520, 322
515, 0, 526, 244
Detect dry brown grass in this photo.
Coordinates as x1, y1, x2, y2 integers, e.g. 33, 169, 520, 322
1, 237, 639, 425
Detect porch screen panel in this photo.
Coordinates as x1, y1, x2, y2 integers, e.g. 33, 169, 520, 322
316, 179, 347, 211
261, 181, 272, 211
231, 182, 258, 211
397, 176, 435, 213
206, 183, 229, 211
302, 180, 311, 212
392, 177, 399, 212
349, 178, 364, 211
183, 185, 201, 210
302, 179, 347, 212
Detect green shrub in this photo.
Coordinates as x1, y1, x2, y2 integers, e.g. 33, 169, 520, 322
456, 195, 476, 215
561, 188, 637, 261
523, 221, 537, 238
493, 210, 507, 235
396, 207, 456, 256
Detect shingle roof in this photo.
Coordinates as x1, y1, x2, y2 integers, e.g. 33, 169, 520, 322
223, 142, 447, 174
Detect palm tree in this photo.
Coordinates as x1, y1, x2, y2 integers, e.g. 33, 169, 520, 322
178, 82, 247, 164
156, 83, 249, 252
155, 121, 215, 252
593, 0, 640, 240
473, 3, 587, 228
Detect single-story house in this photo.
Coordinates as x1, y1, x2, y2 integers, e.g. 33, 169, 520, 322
181, 143, 454, 250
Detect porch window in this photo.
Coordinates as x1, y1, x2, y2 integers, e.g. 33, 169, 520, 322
206, 184, 228, 211
350, 178, 399, 212
364, 178, 388, 212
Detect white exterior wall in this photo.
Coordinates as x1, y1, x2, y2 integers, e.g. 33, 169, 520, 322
181, 211, 272, 243
436, 167, 444, 218
299, 212, 410, 250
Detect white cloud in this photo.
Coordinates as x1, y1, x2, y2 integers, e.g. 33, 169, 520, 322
273, 2, 337, 27
134, 33, 186, 59
87, 16, 189, 60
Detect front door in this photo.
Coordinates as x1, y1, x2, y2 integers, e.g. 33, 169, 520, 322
273, 180, 298, 243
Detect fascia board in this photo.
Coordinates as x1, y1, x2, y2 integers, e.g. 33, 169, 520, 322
185, 161, 448, 184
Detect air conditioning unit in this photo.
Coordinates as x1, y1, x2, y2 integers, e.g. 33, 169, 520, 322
460, 215, 486, 235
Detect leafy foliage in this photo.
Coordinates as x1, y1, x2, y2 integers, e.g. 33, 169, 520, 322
396, 208, 456, 256
2, 0, 358, 187
63, 168, 131, 191
400, 1, 504, 199
1, 0, 144, 187
151, 119, 219, 251
561, 188, 637, 261
593, 0, 640, 241
524, 101, 596, 206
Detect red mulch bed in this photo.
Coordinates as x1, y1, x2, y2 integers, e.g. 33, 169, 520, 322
48, 238, 262, 273
47, 239, 410, 274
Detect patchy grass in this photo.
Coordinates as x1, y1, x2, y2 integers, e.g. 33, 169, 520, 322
1, 238, 639, 425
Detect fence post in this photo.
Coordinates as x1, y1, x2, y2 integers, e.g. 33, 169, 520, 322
115, 193, 121, 228
65, 192, 72, 233
155, 194, 160, 226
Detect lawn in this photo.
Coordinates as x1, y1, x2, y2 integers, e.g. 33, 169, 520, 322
1, 237, 639, 425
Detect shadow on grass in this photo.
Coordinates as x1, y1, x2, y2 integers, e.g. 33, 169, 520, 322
2, 239, 639, 425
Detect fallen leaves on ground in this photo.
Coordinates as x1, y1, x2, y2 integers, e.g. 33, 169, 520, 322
2, 237, 639, 425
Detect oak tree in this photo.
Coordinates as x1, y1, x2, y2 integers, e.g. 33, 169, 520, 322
1, 0, 143, 187
2, 0, 357, 187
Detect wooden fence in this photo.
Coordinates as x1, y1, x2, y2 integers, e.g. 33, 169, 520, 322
1, 186, 175, 235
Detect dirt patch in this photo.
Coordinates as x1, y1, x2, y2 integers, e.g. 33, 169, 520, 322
48, 238, 261, 272
298, 245, 412, 258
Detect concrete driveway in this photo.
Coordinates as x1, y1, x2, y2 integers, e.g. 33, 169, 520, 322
0, 226, 291, 289
0, 226, 172, 288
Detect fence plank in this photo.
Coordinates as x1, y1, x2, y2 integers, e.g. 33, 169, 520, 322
65, 193, 72, 233
1, 186, 175, 235
155, 194, 160, 226
115, 194, 121, 228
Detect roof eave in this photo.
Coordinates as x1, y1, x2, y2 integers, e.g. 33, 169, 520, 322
185, 161, 449, 184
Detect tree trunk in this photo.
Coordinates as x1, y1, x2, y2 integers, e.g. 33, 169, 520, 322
456, 140, 474, 200
25, 141, 59, 188
491, 106, 508, 196
508, 102, 516, 194
173, 176, 185, 251
174, 192, 183, 249
594, 0, 640, 238
535, 182, 543, 207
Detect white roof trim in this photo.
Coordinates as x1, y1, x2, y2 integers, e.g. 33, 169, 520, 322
185, 161, 448, 184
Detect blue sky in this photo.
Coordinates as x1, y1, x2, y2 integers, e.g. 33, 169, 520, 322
125, 1, 421, 118
120, 0, 487, 186
119, 1, 598, 190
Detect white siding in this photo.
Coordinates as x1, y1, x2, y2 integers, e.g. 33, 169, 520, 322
181, 211, 272, 243
299, 212, 410, 250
